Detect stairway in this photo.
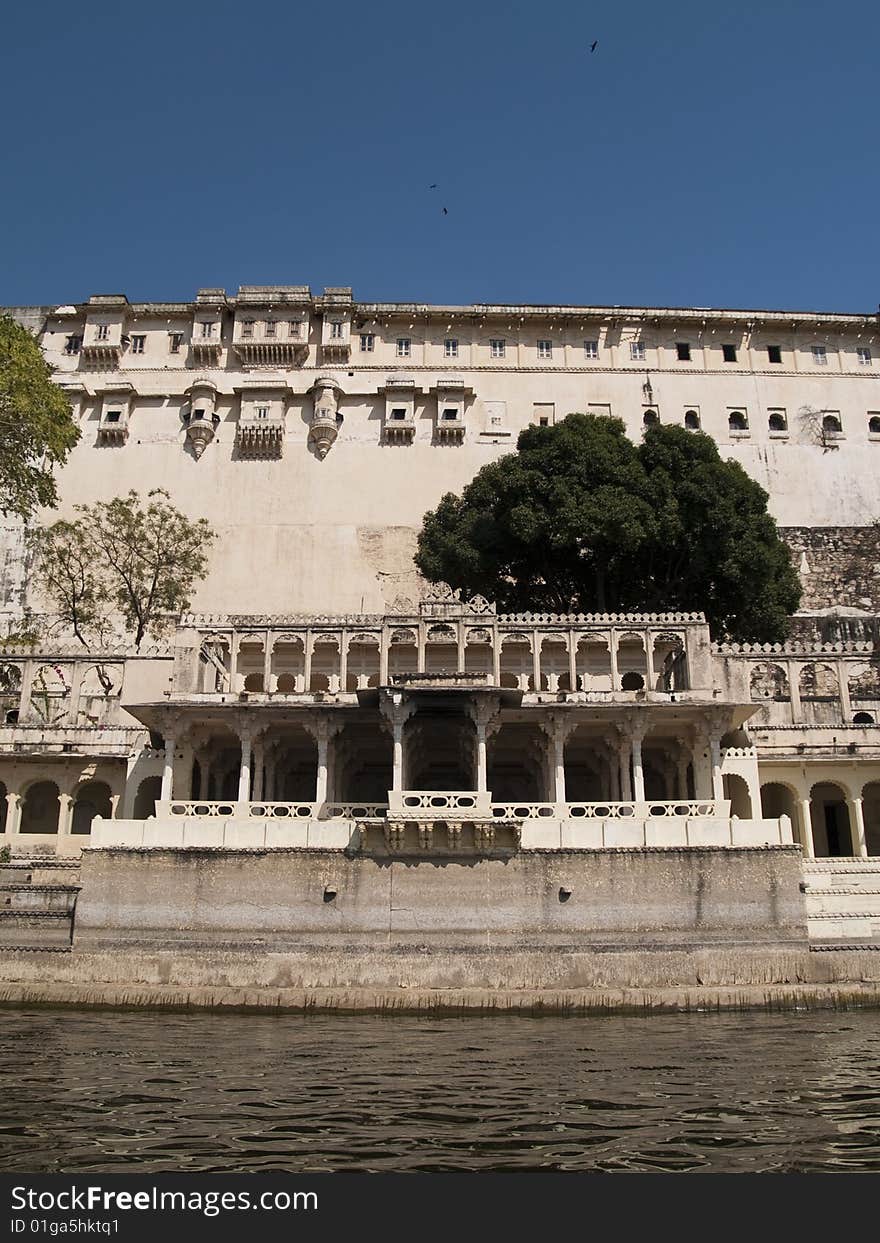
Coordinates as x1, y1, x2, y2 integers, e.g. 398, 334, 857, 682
0, 858, 81, 950
802, 859, 880, 946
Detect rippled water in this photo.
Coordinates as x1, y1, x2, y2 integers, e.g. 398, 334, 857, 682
1, 1008, 879, 1172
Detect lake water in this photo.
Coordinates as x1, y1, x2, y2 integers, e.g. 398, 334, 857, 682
1, 1007, 879, 1173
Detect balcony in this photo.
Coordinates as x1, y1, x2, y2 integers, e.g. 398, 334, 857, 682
191, 336, 223, 366
233, 338, 308, 368
321, 338, 351, 364
0, 724, 144, 758
81, 339, 121, 368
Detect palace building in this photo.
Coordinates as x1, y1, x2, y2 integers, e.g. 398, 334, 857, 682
1, 286, 879, 957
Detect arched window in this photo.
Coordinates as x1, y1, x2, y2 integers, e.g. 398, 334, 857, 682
642, 409, 659, 427
72, 781, 113, 835
868, 416, 880, 435
728, 410, 748, 432
768, 412, 787, 432
853, 711, 875, 725
20, 782, 60, 834
620, 671, 645, 691
684, 410, 700, 430
822, 413, 842, 435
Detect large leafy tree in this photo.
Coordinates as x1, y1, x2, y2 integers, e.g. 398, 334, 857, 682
31, 489, 215, 649
0, 314, 79, 519
416, 414, 801, 642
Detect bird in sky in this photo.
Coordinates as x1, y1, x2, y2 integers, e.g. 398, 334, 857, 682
442, 207, 448, 215
590, 40, 598, 52
428, 183, 439, 189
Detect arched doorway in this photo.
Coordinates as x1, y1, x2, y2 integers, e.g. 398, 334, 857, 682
133, 775, 162, 819
71, 780, 113, 835
723, 774, 752, 818
20, 781, 60, 834
862, 781, 880, 857
810, 782, 854, 857
760, 782, 801, 845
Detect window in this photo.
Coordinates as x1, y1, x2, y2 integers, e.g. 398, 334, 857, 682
242, 321, 254, 338
360, 333, 374, 352
490, 338, 506, 358
444, 338, 459, 358
537, 339, 553, 359
288, 321, 301, 338
532, 402, 555, 427
104, 411, 121, 423
442, 407, 459, 421
728, 410, 748, 432
857, 347, 872, 366
630, 341, 646, 361
869, 415, 880, 435
767, 344, 782, 364
169, 332, 183, 354
676, 342, 691, 361
255, 405, 269, 419
96, 324, 110, 341
822, 413, 842, 435
722, 343, 738, 363
768, 410, 787, 432
130, 335, 145, 354
396, 337, 411, 358
64, 335, 82, 355
390, 407, 408, 421
583, 339, 599, 359
812, 344, 827, 366
643, 409, 659, 427
684, 409, 700, 429
265, 320, 277, 337
853, 711, 875, 724
330, 321, 344, 339
587, 402, 611, 418
200, 321, 216, 338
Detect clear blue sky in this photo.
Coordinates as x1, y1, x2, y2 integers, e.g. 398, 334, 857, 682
2, 0, 878, 312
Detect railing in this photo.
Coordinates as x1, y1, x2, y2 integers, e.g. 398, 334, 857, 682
396, 791, 482, 812
163, 800, 388, 820
164, 797, 725, 821
491, 800, 724, 820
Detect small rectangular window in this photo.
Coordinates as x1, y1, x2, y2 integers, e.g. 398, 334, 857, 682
396, 337, 411, 358
442, 407, 459, 421
675, 342, 691, 361
390, 407, 408, 421
330, 321, 344, 339
444, 338, 459, 358
722, 343, 738, 363
288, 321, 301, 338
130, 335, 145, 354
360, 333, 374, 352
169, 332, 183, 354
583, 339, 599, 359
242, 321, 254, 338
812, 344, 827, 365
537, 340, 553, 359
104, 410, 121, 423
857, 346, 872, 366
255, 405, 269, 419
265, 320, 276, 337
96, 324, 110, 341
532, 402, 555, 426
767, 344, 782, 364
64, 335, 82, 355
630, 341, 646, 361
200, 321, 216, 338
490, 339, 506, 358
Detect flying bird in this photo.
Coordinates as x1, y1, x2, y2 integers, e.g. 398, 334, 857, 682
590, 40, 598, 52
428, 184, 439, 189
442, 207, 448, 215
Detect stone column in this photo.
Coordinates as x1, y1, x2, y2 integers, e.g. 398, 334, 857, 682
609, 631, 620, 693
631, 728, 646, 803
160, 734, 176, 801
532, 635, 542, 693
492, 636, 501, 687
616, 731, 632, 802
339, 635, 349, 695
676, 749, 690, 800
799, 797, 815, 858
379, 629, 390, 686
644, 634, 655, 692
709, 730, 725, 802
850, 796, 868, 859
253, 738, 265, 801
303, 633, 314, 694
5, 791, 21, 840
788, 661, 802, 724
263, 637, 273, 694
315, 721, 331, 805
57, 793, 73, 839
552, 716, 569, 807
392, 718, 405, 793
568, 632, 577, 693
838, 662, 852, 722
237, 726, 252, 803
177, 741, 194, 800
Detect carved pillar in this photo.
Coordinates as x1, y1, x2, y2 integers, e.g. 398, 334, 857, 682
237, 725, 252, 803
57, 793, 73, 838
609, 630, 621, 693
799, 797, 815, 858
568, 632, 577, 694
263, 637, 273, 694
551, 715, 571, 806
492, 634, 501, 687
631, 726, 646, 803
253, 737, 265, 801
691, 725, 712, 799
381, 695, 415, 799
160, 733, 176, 801
850, 796, 868, 858
644, 633, 655, 692
614, 727, 632, 802
470, 696, 501, 796
339, 634, 349, 695
709, 729, 724, 802
379, 629, 390, 686
532, 634, 542, 692
303, 633, 314, 694
4, 791, 21, 841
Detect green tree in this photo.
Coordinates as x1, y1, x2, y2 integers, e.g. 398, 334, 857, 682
416, 414, 801, 642
0, 314, 79, 519
31, 489, 215, 650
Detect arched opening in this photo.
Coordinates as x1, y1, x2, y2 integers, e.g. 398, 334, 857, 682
133, 775, 162, 819
0, 663, 22, 722
271, 636, 304, 693
869, 416, 880, 435
235, 638, 265, 692
20, 781, 60, 834
723, 773, 752, 818
853, 711, 875, 725
488, 723, 548, 801
728, 410, 748, 432
768, 412, 787, 432
575, 637, 612, 692
540, 638, 570, 691
261, 726, 319, 801
862, 782, 880, 857
564, 725, 617, 801
810, 782, 854, 857
620, 671, 644, 691
406, 709, 475, 791
346, 635, 380, 691
643, 409, 659, 427
684, 410, 700, 430
29, 666, 71, 724
332, 723, 393, 803
500, 635, 532, 692
388, 629, 418, 682
310, 638, 340, 692
424, 625, 459, 674
464, 629, 493, 677
761, 781, 801, 846
77, 664, 122, 724
822, 414, 842, 435
617, 635, 647, 688
199, 638, 231, 692
72, 780, 113, 835
652, 633, 688, 690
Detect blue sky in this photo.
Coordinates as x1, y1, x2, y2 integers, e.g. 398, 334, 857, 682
2, 0, 878, 311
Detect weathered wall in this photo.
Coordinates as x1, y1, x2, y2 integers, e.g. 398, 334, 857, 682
781, 527, 880, 613
75, 846, 808, 950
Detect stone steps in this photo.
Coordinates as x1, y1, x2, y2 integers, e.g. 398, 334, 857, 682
802, 859, 880, 944
0, 858, 80, 949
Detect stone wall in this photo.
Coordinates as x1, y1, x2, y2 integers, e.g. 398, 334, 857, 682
75, 846, 808, 951
781, 526, 880, 616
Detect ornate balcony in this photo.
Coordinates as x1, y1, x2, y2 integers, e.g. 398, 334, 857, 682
233, 339, 309, 368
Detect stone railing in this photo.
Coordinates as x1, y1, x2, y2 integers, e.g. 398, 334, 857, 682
490, 800, 727, 820
161, 797, 729, 822
162, 800, 390, 820
390, 790, 492, 816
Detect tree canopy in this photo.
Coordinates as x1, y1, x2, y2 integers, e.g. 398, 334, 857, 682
31, 489, 215, 649
0, 314, 79, 519
415, 414, 802, 642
